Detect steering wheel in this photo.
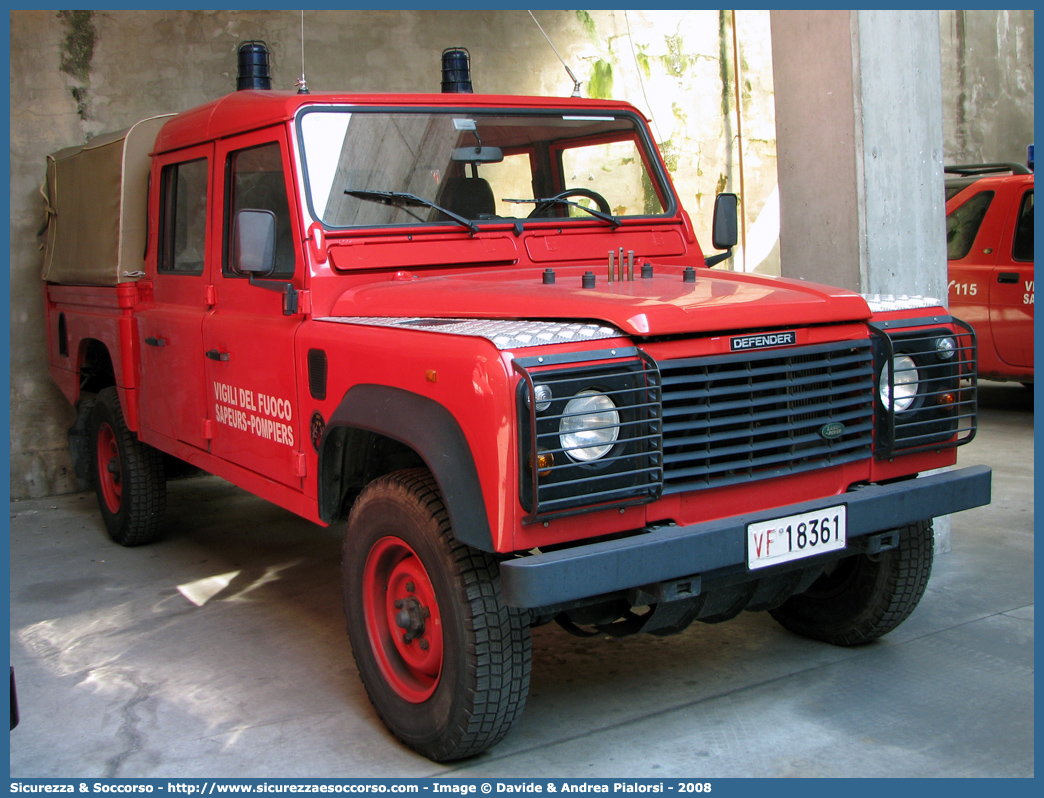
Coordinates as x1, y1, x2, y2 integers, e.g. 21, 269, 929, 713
528, 188, 612, 218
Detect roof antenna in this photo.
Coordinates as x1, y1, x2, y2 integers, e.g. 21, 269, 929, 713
295, 10, 310, 94
528, 11, 581, 98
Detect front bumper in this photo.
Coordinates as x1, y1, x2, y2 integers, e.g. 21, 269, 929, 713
499, 465, 992, 608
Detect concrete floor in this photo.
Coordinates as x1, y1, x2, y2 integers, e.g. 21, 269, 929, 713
9, 382, 1033, 778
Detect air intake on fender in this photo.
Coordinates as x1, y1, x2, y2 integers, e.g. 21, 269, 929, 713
441, 47, 473, 93
237, 41, 272, 91
307, 349, 328, 401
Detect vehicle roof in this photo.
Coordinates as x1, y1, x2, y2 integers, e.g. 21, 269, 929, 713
944, 164, 1033, 202
153, 90, 649, 155
944, 162, 1031, 178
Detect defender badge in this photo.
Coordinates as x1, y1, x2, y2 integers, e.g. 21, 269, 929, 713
730, 330, 797, 352
820, 422, 845, 440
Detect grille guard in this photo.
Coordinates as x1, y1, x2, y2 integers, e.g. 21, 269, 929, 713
870, 316, 978, 458
514, 348, 663, 523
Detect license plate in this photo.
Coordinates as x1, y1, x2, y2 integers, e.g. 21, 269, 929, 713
747, 505, 847, 570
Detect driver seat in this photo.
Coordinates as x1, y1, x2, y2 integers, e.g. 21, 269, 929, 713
437, 177, 495, 220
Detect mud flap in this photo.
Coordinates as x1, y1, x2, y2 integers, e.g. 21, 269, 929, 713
67, 391, 97, 491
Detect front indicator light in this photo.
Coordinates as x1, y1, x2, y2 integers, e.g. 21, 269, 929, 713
525, 383, 553, 412
559, 390, 620, 462
528, 450, 555, 477
935, 336, 957, 359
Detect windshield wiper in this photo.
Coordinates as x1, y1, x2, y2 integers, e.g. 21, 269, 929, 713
504, 197, 621, 229
345, 189, 479, 235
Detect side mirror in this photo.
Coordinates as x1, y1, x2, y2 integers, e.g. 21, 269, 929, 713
232, 208, 301, 316
232, 209, 277, 276
711, 192, 739, 250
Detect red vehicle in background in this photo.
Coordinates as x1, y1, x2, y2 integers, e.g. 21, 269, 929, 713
945, 159, 1034, 384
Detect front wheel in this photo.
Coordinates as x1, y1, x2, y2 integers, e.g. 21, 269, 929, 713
88, 386, 166, 546
769, 520, 934, 646
342, 469, 531, 761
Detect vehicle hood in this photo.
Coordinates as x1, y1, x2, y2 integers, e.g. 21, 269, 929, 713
327, 267, 871, 337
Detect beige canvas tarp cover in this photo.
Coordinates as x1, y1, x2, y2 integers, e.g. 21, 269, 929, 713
41, 114, 172, 285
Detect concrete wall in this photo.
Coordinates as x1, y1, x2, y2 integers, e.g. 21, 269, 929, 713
9, 9, 777, 499
940, 10, 1035, 165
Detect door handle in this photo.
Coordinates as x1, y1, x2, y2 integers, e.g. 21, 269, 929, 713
205, 349, 230, 362
998, 272, 1019, 284
145, 336, 167, 347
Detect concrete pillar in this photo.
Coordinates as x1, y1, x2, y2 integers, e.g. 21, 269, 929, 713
770, 10, 952, 552
770, 10, 947, 296
770, 11, 862, 290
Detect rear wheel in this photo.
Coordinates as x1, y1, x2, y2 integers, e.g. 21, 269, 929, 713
342, 469, 530, 761
769, 520, 934, 646
88, 387, 166, 546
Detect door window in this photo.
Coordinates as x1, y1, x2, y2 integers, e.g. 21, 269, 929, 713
1012, 190, 1033, 262
158, 158, 208, 275
946, 191, 994, 260
224, 142, 296, 278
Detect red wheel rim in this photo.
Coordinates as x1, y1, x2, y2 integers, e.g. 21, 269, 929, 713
96, 422, 122, 514
362, 536, 444, 703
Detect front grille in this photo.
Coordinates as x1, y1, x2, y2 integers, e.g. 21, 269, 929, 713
658, 340, 875, 493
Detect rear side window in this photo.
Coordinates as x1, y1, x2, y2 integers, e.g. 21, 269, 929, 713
158, 159, 208, 275
225, 142, 296, 278
946, 190, 994, 260
1012, 190, 1033, 262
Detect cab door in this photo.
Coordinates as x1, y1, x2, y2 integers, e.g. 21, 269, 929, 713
202, 129, 306, 488
945, 188, 997, 334
136, 144, 213, 450
989, 187, 1034, 367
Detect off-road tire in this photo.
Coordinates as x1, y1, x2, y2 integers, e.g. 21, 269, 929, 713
88, 386, 166, 546
769, 520, 934, 646
342, 468, 531, 761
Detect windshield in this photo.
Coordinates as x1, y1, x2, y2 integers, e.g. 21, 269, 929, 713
297, 108, 672, 229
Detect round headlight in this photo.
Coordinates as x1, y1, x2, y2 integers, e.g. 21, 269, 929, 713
880, 354, 920, 413
559, 390, 620, 462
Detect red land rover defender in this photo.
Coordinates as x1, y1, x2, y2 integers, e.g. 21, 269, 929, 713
41, 45, 991, 761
